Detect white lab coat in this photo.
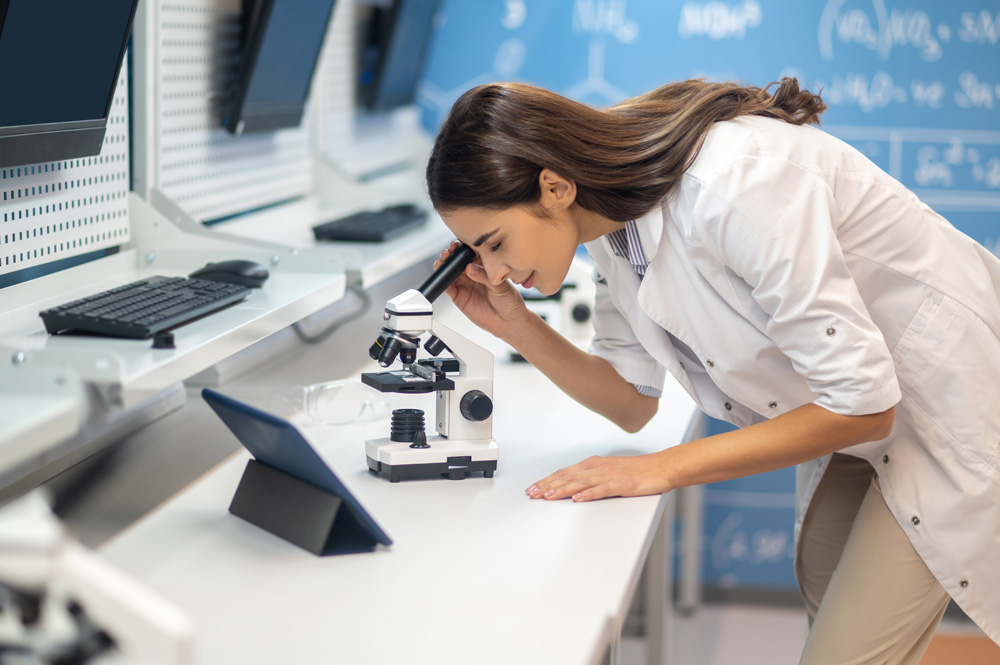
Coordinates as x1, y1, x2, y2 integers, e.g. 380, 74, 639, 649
584, 115, 1000, 643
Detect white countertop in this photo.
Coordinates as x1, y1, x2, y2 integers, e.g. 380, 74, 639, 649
98, 300, 697, 664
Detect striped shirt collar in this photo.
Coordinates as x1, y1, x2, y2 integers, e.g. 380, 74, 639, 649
605, 215, 704, 371
606, 218, 652, 275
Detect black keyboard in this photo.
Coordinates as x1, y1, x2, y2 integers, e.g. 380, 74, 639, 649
39, 276, 252, 339
312, 204, 428, 242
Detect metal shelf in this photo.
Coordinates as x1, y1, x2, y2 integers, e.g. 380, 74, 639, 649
143, 160, 454, 289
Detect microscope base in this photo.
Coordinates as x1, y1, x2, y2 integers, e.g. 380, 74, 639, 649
367, 456, 497, 482
365, 437, 498, 482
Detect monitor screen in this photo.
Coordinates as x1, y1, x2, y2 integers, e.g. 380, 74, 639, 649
0, 0, 138, 168
222, 0, 338, 135
359, 0, 440, 112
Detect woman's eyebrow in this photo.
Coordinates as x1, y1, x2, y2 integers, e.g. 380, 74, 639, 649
472, 229, 499, 247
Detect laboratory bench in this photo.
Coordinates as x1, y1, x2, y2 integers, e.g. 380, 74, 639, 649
0, 188, 452, 499
91, 294, 697, 665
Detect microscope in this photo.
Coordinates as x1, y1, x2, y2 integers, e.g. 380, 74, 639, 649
362, 244, 498, 482
0, 491, 193, 664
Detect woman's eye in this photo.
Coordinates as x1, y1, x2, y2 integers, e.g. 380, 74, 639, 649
489, 241, 502, 252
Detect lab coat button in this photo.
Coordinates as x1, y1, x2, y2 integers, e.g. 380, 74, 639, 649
911, 516, 920, 525
724, 401, 732, 410
960, 579, 969, 588
883, 455, 890, 463
679, 361, 685, 370
768, 401, 777, 409
706, 359, 715, 367
826, 327, 836, 336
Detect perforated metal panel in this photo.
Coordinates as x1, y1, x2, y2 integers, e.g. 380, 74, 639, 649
144, 0, 316, 222
316, 0, 359, 161
0, 69, 130, 277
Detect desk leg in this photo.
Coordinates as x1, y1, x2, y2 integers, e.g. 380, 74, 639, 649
644, 493, 674, 665
598, 618, 621, 665
677, 412, 707, 617
678, 484, 704, 616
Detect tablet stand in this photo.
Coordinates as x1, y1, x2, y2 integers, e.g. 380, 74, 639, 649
229, 459, 380, 556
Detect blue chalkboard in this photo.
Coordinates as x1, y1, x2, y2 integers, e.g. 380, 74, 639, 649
418, 0, 1000, 248
418, 0, 1000, 593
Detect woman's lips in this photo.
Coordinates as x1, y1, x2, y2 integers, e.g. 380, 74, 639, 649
520, 271, 535, 289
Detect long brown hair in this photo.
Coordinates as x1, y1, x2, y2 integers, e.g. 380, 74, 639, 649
426, 78, 826, 222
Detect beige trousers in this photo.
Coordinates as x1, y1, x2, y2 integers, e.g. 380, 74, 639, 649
797, 453, 951, 665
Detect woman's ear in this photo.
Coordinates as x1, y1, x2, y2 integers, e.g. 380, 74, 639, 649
538, 168, 576, 211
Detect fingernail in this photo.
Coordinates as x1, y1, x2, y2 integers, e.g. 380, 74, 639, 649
572, 493, 582, 501
526, 484, 538, 494
544, 489, 556, 498
468, 264, 479, 274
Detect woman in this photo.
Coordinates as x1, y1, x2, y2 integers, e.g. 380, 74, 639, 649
426, 78, 999, 662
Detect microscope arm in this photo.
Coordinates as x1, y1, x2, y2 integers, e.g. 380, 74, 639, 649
427, 319, 493, 384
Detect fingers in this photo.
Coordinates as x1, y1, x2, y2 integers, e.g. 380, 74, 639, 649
465, 262, 490, 284
524, 455, 664, 503
433, 241, 495, 290
434, 241, 485, 302
431, 261, 486, 287
526, 456, 621, 502
570, 486, 618, 502
432, 240, 462, 269
526, 480, 609, 502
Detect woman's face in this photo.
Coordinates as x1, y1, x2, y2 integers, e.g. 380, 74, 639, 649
440, 205, 578, 296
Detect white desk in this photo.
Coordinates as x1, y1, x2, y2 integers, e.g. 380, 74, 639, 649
0, 195, 349, 411
99, 304, 697, 665
0, 365, 83, 478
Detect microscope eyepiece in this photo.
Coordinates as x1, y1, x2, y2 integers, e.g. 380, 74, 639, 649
417, 243, 477, 303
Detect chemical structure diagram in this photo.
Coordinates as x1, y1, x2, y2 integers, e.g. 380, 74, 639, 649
417, 0, 639, 127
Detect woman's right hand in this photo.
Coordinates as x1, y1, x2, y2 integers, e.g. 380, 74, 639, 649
434, 241, 529, 341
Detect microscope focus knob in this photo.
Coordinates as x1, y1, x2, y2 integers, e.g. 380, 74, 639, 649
460, 390, 493, 422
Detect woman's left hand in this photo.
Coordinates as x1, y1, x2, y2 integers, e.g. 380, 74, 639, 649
525, 453, 674, 502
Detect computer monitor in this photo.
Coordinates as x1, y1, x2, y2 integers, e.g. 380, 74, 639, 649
358, 0, 440, 113
222, 0, 338, 136
0, 0, 139, 169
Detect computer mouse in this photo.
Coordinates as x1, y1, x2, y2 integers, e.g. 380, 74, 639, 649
188, 259, 270, 288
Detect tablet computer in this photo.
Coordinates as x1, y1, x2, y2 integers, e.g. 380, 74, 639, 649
202, 388, 392, 554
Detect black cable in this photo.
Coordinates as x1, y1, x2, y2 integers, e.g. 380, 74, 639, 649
291, 284, 372, 345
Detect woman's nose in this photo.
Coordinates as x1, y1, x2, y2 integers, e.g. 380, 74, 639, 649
483, 258, 509, 285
